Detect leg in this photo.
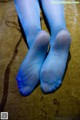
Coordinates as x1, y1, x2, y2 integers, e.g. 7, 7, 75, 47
40, 0, 66, 44
40, 0, 71, 93
14, 0, 41, 47
14, 0, 50, 96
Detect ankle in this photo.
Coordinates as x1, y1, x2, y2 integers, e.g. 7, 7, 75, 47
51, 30, 71, 51
50, 27, 67, 45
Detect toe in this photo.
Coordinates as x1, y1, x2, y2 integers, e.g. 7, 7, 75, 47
16, 75, 24, 89
16, 75, 34, 96
41, 82, 49, 93
16, 75, 22, 82
19, 86, 33, 96
41, 80, 62, 93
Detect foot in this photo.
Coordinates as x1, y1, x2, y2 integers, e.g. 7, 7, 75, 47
16, 30, 50, 96
40, 30, 71, 93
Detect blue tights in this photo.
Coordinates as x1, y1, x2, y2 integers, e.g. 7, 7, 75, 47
14, 0, 71, 96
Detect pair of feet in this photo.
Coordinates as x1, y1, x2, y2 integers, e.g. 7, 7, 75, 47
16, 29, 71, 96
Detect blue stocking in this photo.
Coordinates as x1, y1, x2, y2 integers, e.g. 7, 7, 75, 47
40, 0, 71, 93
14, 0, 50, 96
